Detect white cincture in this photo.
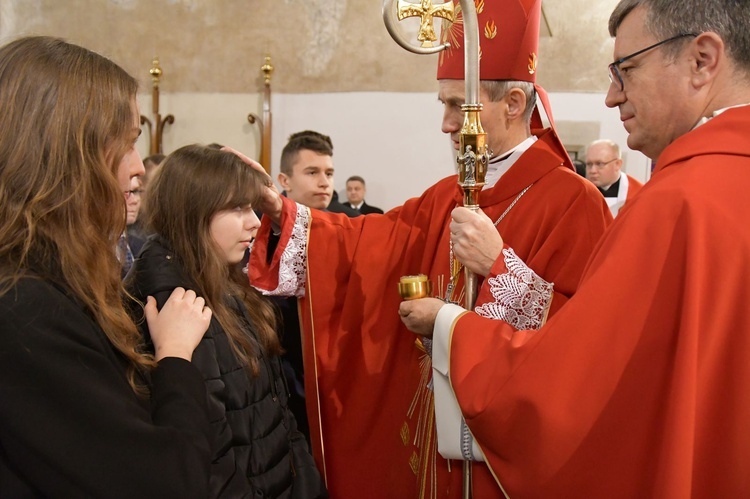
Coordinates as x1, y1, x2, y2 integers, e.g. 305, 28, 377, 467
432, 249, 553, 461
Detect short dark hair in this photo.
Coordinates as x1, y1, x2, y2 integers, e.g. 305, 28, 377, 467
347, 175, 365, 186
280, 130, 333, 176
609, 0, 750, 75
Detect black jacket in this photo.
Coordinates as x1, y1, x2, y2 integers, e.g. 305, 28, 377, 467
342, 201, 384, 215
326, 198, 361, 217
127, 237, 324, 499
0, 269, 212, 498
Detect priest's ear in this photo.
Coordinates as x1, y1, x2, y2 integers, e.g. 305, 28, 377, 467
504, 88, 527, 122
689, 31, 723, 90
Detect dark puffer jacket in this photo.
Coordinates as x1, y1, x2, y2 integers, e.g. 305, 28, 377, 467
127, 236, 324, 499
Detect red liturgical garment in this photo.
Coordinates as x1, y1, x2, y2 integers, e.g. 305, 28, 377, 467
439, 106, 750, 498
249, 128, 611, 498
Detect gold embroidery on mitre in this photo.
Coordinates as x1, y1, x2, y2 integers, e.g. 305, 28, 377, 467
409, 451, 420, 476
438, 2, 464, 67
528, 52, 538, 74
401, 421, 410, 446
438, 0, 489, 67
484, 19, 497, 39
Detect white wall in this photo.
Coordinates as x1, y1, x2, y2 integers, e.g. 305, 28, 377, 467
138, 91, 647, 212
548, 92, 652, 183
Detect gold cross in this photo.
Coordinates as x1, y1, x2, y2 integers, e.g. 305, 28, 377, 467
397, 0, 455, 48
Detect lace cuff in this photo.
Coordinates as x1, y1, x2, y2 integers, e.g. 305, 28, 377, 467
474, 248, 553, 330
258, 203, 310, 298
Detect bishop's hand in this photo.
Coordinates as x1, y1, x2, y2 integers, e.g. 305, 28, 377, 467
222, 146, 284, 224
399, 298, 444, 338
450, 207, 504, 276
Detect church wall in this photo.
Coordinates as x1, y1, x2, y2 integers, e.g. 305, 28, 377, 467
0, 0, 621, 93
2, 0, 643, 210
138, 90, 648, 211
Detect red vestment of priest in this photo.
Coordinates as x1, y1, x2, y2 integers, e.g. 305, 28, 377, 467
443, 106, 750, 497
249, 128, 611, 498
625, 173, 644, 200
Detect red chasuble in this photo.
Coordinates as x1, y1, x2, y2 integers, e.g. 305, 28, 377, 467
625, 173, 644, 201
445, 106, 750, 498
249, 128, 611, 498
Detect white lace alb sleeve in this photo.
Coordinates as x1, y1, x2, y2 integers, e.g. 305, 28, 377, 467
256, 203, 310, 298
474, 248, 553, 330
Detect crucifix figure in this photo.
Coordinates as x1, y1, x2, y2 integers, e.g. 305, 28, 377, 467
397, 0, 455, 48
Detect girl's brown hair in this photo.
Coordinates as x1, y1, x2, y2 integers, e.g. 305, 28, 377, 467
145, 145, 280, 374
0, 36, 154, 389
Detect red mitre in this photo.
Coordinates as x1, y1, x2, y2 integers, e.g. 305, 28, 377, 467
436, 0, 541, 83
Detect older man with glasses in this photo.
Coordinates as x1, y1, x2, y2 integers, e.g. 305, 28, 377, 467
399, 0, 750, 496
585, 138, 644, 216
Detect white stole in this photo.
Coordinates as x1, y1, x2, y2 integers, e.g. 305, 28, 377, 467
606, 171, 629, 217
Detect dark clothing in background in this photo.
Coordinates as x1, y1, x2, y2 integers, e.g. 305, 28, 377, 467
598, 178, 621, 198
343, 201, 384, 215
327, 191, 361, 217
128, 236, 325, 499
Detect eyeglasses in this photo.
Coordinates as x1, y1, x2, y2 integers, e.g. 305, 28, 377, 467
608, 33, 698, 91
585, 158, 618, 169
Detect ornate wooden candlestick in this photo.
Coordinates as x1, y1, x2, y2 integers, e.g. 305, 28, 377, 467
139, 57, 174, 155
248, 55, 274, 174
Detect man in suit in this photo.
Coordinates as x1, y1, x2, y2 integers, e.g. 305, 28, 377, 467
343, 175, 384, 214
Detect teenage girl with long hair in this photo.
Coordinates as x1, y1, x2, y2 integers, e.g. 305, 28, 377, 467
127, 144, 324, 498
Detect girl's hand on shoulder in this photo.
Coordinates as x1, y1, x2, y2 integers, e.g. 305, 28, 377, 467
145, 287, 212, 362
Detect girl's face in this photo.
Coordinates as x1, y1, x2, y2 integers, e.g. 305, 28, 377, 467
209, 203, 261, 265
116, 101, 145, 193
